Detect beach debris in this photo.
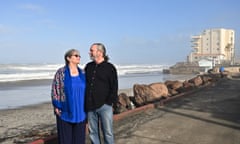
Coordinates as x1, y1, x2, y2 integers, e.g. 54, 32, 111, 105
0, 124, 56, 144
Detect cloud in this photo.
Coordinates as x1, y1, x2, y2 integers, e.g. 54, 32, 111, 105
18, 3, 44, 13
0, 23, 34, 36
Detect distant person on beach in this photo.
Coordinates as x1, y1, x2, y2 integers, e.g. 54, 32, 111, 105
51, 49, 86, 144
219, 66, 225, 78
85, 43, 118, 144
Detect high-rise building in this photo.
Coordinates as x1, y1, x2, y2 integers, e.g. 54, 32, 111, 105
188, 28, 235, 65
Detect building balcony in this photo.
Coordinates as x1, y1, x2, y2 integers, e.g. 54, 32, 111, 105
191, 35, 201, 39
191, 46, 200, 49
191, 40, 200, 43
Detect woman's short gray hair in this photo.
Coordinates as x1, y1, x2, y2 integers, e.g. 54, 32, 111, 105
64, 49, 79, 65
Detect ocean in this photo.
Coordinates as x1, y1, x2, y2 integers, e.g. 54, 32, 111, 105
0, 63, 195, 110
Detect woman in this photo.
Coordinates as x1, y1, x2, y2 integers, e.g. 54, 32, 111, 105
51, 49, 86, 144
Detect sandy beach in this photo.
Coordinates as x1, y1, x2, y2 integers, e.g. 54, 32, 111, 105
0, 87, 133, 144
0, 102, 56, 143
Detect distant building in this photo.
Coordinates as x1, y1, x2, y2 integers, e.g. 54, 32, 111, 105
188, 28, 235, 65
198, 58, 213, 72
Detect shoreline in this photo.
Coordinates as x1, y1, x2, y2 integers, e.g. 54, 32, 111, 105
0, 79, 52, 90
0, 73, 196, 110
0, 87, 134, 111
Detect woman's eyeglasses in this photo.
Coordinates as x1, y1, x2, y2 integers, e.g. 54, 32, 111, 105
72, 54, 81, 58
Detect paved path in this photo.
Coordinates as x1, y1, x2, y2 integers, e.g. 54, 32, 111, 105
110, 78, 240, 144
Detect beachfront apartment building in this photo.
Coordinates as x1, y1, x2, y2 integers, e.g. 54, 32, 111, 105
188, 28, 235, 65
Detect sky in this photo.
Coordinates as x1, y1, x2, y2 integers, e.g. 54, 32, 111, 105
0, 0, 240, 65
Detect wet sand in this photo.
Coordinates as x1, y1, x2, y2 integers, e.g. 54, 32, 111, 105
0, 79, 52, 90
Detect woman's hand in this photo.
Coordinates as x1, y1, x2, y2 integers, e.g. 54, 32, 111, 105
55, 108, 61, 116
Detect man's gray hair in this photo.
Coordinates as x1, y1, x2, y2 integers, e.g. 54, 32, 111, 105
92, 43, 109, 61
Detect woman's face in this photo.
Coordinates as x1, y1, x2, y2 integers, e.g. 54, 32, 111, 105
68, 51, 81, 65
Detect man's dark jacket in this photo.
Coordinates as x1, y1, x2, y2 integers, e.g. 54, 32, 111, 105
85, 61, 118, 111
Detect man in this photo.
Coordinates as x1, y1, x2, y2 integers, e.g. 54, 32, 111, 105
85, 43, 118, 144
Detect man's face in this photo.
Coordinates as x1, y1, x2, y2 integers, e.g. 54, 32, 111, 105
89, 45, 100, 60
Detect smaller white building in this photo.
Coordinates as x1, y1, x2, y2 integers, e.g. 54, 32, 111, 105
198, 58, 214, 72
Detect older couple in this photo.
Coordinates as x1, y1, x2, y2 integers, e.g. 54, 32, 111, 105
51, 43, 118, 144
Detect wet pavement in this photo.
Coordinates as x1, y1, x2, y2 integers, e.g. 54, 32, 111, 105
108, 78, 240, 144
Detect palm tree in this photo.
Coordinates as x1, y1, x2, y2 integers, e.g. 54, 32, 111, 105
225, 43, 233, 65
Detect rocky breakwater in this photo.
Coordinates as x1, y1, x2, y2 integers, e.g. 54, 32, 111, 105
113, 73, 220, 114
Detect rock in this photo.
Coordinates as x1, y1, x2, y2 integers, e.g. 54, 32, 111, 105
188, 76, 203, 86
177, 81, 195, 93
149, 82, 169, 98
168, 89, 179, 96
165, 80, 183, 90
113, 93, 132, 114
133, 84, 150, 106
200, 75, 212, 84
133, 82, 168, 106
